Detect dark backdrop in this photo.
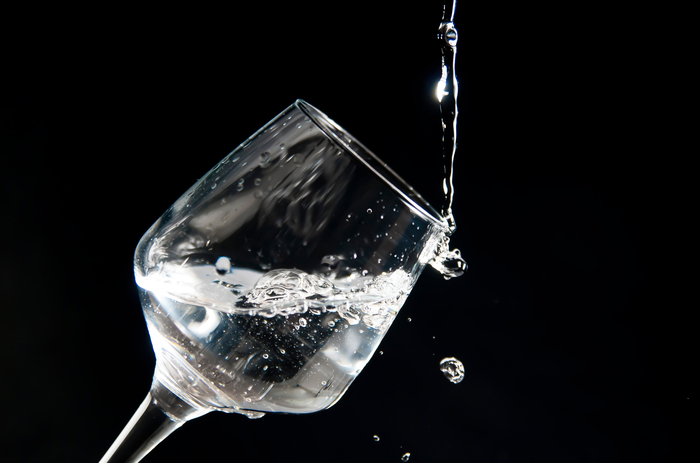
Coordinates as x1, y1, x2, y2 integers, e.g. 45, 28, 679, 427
2, 2, 690, 462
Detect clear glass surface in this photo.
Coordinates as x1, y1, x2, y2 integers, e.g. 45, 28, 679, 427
102, 99, 457, 462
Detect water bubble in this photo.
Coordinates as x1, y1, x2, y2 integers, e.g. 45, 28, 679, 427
338, 304, 362, 325
373, 435, 380, 441
401, 453, 411, 462
260, 151, 271, 167
215, 257, 231, 275
321, 255, 341, 269
440, 357, 465, 384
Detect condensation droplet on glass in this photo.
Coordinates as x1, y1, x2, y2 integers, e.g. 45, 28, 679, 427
440, 357, 465, 384
401, 453, 411, 462
215, 257, 231, 275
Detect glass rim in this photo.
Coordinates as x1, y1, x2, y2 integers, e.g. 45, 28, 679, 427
294, 99, 451, 233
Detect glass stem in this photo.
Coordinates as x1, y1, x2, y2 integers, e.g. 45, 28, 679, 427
100, 379, 209, 463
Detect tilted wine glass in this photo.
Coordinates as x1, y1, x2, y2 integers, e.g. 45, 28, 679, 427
100, 100, 465, 463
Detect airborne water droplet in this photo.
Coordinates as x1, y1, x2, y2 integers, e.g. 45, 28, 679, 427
440, 357, 465, 384
215, 257, 231, 275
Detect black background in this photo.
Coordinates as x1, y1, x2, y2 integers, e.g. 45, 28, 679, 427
1, 1, 691, 462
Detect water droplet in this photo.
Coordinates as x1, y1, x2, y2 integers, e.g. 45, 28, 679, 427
377, 258, 382, 264
380, 214, 384, 219
401, 453, 411, 462
236, 183, 244, 192
431, 248, 467, 280
407, 317, 412, 322
254, 178, 262, 186
215, 257, 231, 275
328, 320, 335, 327
373, 435, 380, 442
211, 183, 217, 189
262, 353, 269, 359
379, 351, 384, 355
254, 190, 263, 198
361, 269, 369, 276
367, 208, 372, 214
440, 357, 465, 384
279, 348, 286, 354
299, 317, 307, 327
280, 143, 285, 150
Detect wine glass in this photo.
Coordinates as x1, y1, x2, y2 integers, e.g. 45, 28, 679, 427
100, 100, 464, 462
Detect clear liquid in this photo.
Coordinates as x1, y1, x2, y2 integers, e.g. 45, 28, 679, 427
439, 357, 464, 384
137, 263, 411, 416
437, 0, 459, 232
